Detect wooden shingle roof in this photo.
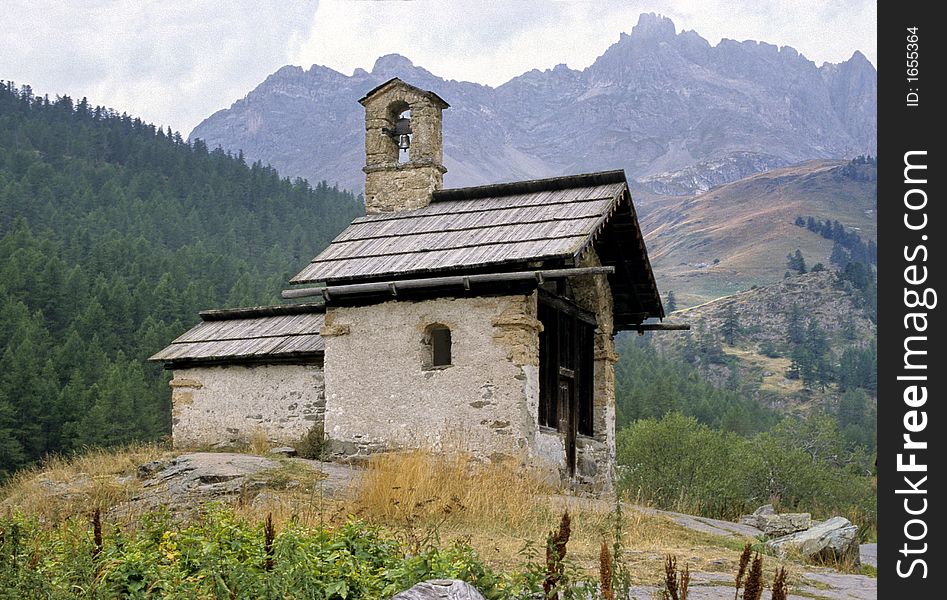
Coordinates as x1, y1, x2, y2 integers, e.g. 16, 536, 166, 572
149, 304, 325, 366
291, 170, 663, 327
294, 171, 623, 283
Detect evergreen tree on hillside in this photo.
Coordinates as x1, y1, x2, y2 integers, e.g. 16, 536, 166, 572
838, 343, 877, 393
802, 318, 833, 390
786, 249, 807, 274
665, 290, 678, 313
0, 81, 362, 476
786, 302, 805, 346
830, 242, 850, 269
613, 335, 774, 433
721, 303, 740, 345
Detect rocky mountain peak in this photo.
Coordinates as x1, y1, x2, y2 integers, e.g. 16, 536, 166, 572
372, 53, 419, 77
190, 14, 876, 195
631, 12, 676, 39
848, 50, 872, 66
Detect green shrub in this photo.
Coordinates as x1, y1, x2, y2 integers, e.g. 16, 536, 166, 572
617, 413, 876, 531
296, 423, 329, 460
616, 413, 751, 517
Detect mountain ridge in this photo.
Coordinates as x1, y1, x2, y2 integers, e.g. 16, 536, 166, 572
190, 13, 876, 195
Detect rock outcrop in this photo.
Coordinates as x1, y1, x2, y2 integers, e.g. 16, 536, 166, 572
739, 504, 812, 537
766, 516, 860, 565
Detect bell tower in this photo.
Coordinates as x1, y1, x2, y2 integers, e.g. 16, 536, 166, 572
359, 78, 449, 214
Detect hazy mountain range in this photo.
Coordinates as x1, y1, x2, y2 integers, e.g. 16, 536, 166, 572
191, 13, 876, 196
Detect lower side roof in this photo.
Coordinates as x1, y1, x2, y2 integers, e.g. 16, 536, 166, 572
149, 304, 325, 366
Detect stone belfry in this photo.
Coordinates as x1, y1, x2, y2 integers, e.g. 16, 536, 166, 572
359, 78, 449, 214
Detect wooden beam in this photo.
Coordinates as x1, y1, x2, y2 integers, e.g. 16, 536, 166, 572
635, 323, 691, 333
538, 289, 597, 326
282, 266, 616, 300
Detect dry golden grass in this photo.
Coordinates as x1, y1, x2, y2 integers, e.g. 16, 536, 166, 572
339, 450, 767, 584
247, 428, 275, 455
722, 346, 804, 396
3, 446, 808, 588
0, 443, 171, 522
352, 450, 547, 530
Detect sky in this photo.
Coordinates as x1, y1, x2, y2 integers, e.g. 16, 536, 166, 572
3, 0, 876, 137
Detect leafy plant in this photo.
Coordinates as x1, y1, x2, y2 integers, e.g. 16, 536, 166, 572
296, 423, 329, 460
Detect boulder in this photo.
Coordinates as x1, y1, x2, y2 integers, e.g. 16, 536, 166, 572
761, 512, 812, 536
110, 453, 277, 519
766, 516, 860, 565
740, 504, 815, 537
739, 503, 775, 526
739, 504, 811, 536
391, 579, 486, 599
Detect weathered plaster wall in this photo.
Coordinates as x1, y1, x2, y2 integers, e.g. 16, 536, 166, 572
169, 363, 325, 448
321, 271, 616, 492
321, 294, 542, 462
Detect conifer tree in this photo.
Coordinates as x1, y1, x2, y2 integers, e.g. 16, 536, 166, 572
665, 290, 678, 313
0, 81, 362, 475
722, 303, 740, 345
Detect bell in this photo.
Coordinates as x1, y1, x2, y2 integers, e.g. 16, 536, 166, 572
397, 134, 411, 151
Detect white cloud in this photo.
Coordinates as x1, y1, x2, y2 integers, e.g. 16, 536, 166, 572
293, 0, 875, 86
2, 1, 875, 135
2, 0, 318, 135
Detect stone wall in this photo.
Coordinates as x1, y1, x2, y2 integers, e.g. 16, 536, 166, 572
169, 363, 325, 448
321, 294, 542, 462
570, 249, 618, 492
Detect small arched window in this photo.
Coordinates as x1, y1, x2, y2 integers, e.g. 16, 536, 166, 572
424, 324, 452, 368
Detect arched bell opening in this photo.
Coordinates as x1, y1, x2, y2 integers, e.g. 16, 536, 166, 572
383, 100, 412, 164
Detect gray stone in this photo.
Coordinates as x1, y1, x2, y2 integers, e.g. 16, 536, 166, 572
391, 579, 486, 600
137, 460, 170, 479
740, 504, 810, 536
268, 446, 298, 457
759, 512, 811, 537
739, 503, 775, 525
577, 456, 598, 478
766, 516, 860, 565
859, 543, 877, 568
111, 453, 279, 519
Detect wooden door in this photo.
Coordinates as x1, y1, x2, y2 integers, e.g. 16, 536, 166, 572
538, 296, 595, 478
559, 369, 577, 476
558, 312, 578, 476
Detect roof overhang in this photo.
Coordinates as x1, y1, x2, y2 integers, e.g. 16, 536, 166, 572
358, 77, 450, 109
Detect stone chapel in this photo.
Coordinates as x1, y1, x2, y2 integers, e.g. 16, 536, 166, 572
151, 78, 666, 491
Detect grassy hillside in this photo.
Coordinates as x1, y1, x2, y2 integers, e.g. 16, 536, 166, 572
641, 271, 876, 447
635, 159, 876, 307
